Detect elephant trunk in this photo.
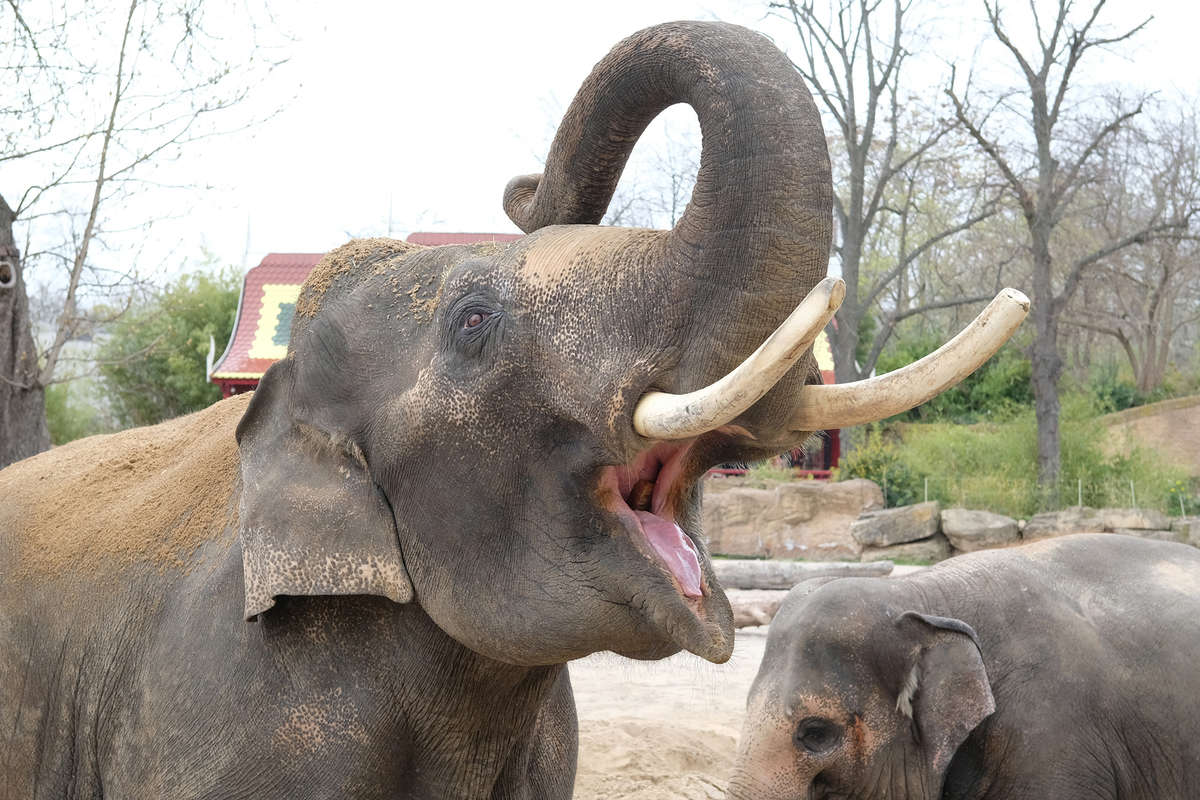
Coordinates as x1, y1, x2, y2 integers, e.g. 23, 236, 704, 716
505, 22, 833, 437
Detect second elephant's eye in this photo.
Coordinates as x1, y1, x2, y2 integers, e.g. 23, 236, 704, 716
464, 311, 489, 329
795, 717, 843, 754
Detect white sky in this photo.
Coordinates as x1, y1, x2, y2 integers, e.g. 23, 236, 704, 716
28, 0, 1200, 280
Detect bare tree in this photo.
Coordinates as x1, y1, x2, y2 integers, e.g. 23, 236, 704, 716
602, 121, 700, 229
1066, 110, 1200, 394
947, 0, 1196, 490
773, 0, 997, 383
0, 0, 284, 466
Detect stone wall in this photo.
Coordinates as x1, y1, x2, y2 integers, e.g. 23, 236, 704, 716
702, 477, 883, 560
702, 474, 1200, 562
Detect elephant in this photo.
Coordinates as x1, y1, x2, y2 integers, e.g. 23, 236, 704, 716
0, 21, 1024, 799
728, 533, 1200, 800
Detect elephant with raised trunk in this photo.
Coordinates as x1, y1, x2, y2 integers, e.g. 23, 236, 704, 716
0, 21, 1023, 798
729, 534, 1200, 800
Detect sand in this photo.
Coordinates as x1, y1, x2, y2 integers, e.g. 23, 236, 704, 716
571, 627, 769, 799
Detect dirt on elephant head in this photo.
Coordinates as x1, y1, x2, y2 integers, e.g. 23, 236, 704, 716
294, 238, 424, 319
0, 393, 251, 581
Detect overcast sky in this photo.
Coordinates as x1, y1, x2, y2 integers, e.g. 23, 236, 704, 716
34, 0, 1200, 281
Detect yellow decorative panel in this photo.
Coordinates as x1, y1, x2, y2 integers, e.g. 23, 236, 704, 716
249, 284, 302, 360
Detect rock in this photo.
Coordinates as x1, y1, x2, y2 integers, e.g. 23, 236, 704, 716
1171, 517, 1200, 547
702, 478, 884, 559
941, 508, 1019, 552
1097, 508, 1170, 531
712, 559, 893, 590
1021, 507, 1102, 541
860, 533, 952, 564
850, 502, 941, 548
1110, 528, 1186, 543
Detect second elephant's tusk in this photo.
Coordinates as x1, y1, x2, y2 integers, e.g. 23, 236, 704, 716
789, 288, 1030, 431
633, 277, 845, 440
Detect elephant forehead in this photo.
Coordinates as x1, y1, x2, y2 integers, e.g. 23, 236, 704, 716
514, 225, 663, 292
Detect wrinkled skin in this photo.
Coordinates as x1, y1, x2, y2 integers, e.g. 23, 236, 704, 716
729, 534, 1200, 800
0, 21, 833, 798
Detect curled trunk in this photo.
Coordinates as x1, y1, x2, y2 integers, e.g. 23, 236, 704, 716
506, 21, 832, 436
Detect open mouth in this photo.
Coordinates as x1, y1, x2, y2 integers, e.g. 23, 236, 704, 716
598, 441, 704, 599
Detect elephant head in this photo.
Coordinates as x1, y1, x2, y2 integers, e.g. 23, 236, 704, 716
727, 579, 996, 800
234, 21, 1026, 667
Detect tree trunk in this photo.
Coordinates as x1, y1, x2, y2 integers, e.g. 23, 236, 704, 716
0, 193, 50, 468
1029, 225, 1061, 500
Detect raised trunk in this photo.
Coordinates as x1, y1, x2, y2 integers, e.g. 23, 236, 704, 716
0, 193, 50, 468
505, 22, 832, 429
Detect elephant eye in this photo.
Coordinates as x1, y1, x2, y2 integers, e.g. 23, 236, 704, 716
464, 311, 488, 329
795, 717, 842, 754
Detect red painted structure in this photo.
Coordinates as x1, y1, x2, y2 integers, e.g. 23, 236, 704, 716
209, 232, 840, 474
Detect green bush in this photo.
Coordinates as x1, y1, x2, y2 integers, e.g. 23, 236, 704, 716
835, 426, 925, 507
44, 381, 115, 445
1088, 362, 1140, 413
98, 269, 239, 428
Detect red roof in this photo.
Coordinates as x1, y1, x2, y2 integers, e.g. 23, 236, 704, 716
405, 231, 522, 246
212, 235, 522, 384
210, 253, 324, 381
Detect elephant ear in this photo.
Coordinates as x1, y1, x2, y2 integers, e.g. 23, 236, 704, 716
894, 611, 995, 788
235, 359, 413, 620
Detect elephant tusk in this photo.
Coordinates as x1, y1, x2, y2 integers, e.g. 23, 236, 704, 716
633, 277, 845, 440
789, 288, 1030, 431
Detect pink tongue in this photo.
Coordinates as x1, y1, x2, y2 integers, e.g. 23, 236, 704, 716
634, 511, 703, 598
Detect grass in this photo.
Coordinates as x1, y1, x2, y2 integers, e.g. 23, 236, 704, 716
838, 393, 1198, 517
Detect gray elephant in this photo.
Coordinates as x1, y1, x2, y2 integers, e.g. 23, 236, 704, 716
0, 21, 1023, 799
729, 534, 1200, 800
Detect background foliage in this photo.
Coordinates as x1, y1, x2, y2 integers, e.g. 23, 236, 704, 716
96, 271, 240, 429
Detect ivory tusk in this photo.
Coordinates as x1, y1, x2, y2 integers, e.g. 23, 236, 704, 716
633, 277, 845, 440
789, 288, 1030, 431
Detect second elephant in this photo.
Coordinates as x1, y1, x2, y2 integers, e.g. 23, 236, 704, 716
730, 534, 1200, 800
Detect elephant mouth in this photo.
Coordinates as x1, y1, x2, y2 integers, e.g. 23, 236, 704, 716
594, 438, 735, 663
598, 441, 705, 600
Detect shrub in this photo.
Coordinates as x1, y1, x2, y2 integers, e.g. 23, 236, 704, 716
98, 270, 239, 428
44, 381, 115, 445
836, 426, 924, 507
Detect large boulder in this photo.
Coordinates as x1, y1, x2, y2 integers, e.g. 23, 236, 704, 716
1110, 528, 1185, 543
1097, 508, 1170, 531
1021, 507, 1103, 541
1172, 517, 1200, 547
850, 502, 940, 548
860, 533, 952, 564
702, 478, 883, 559
941, 508, 1019, 552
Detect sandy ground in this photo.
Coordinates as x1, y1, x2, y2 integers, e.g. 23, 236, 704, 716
571, 626, 768, 799
569, 567, 925, 798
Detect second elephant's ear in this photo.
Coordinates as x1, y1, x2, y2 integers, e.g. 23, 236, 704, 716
894, 611, 995, 789
235, 359, 413, 620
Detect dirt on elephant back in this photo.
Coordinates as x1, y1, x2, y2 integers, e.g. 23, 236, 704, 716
570, 628, 768, 799
0, 393, 250, 580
